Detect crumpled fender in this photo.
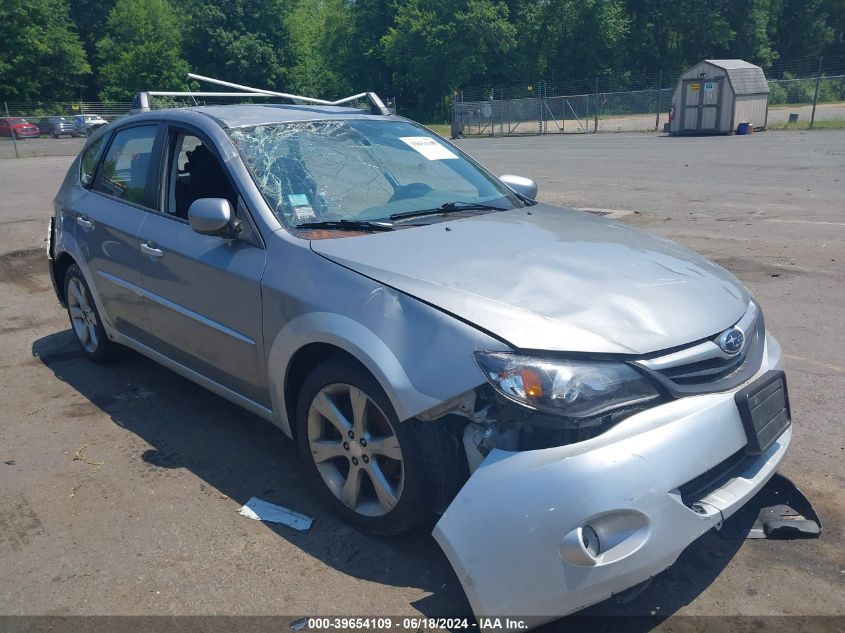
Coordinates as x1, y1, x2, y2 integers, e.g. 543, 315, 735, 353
266, 311, 442, 436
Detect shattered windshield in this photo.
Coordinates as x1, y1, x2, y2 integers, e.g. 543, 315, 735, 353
228, 119, 521, 228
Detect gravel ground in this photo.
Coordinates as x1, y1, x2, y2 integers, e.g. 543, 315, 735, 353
0, 130, 843, 631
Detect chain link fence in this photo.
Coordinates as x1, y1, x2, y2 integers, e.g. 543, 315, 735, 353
0, 100, 131, 158
1, 96, 399, 158
454, 72, 676, 136
766, 75, 845, 129
453, 56, 845, 137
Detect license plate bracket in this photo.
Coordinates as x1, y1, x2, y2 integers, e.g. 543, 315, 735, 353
735, 370, 791, 454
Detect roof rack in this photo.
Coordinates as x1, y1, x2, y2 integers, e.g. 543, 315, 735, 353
131, 73, 392, 116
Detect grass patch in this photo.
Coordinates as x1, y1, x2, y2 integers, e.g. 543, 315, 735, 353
422, 123, 451, 138
768, 119, 845, 130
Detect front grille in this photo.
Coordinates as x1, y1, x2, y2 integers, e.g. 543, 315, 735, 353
660, 319, 762, 387
659, 345, 749, 384
636, 302, 766, 395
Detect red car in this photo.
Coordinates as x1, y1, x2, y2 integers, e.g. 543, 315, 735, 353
0, 117, 40, 138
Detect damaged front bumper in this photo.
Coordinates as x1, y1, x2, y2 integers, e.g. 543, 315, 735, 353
433, 359, 791, 625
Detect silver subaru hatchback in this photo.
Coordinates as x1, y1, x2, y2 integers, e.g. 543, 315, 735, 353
49, 100, 792, 625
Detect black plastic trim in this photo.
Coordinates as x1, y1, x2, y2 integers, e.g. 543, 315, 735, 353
735, 370, 791, 454
679, 449, 755, 506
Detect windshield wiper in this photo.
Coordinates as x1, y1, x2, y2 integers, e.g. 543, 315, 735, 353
389, 201, 505, 221
296, 219, 394, 232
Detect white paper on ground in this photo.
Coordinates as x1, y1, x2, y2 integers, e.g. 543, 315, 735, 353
237, 496, 313, 531
399, 136, 458, 160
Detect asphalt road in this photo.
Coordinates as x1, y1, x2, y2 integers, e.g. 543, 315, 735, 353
0, 131, 843, 629
0, 136, 86, 160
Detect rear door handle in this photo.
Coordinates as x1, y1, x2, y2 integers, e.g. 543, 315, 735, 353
141, 242, 164, 258
76, 216, 93, 230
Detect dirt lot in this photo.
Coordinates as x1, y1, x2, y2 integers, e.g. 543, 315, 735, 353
1, 131, 843, 630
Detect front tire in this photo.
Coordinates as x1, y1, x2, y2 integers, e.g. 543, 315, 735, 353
64, 263, 119, 363
295, 357, 432, 534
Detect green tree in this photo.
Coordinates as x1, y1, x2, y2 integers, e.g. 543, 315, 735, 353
625, 0, 735, 74
343, 0, 399, 93
381, 0, 518, 118
287, 0, 352, 98
0, 0, 90, 101
532, 0, 630, 82
725, 0, 779, 66
96, 0, 190, 101
69, 0, 117, 98
773, 0, 834, 60
181, 0, 295, 93
824, 0, 845, 57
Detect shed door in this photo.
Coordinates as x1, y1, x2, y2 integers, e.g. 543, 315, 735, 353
680, 77, 724, 132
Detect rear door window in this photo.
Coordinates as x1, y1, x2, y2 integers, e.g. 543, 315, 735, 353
95, 125, 159, 208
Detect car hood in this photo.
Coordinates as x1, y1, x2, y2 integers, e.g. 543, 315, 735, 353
310, 205, 750, 354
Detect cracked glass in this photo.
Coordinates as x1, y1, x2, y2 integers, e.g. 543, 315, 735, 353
229, 119, 520, 228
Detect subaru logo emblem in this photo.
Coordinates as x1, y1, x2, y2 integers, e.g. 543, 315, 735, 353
719, 328, 744, 355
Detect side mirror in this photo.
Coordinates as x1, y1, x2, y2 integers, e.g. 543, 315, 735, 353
188, 198, 240, 238
499, 174, 538, 200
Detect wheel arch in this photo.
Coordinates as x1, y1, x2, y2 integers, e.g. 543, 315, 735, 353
51, 250, 79, 307
267, 312, 441, 439
282, 342, 368, 440
50, 247, 118, 340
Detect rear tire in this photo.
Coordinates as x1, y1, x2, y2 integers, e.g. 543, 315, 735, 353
64, 263, 119, 363
295, 357, 433, 534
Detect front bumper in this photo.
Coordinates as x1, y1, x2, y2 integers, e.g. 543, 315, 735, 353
47, 217, 65, 306
433, 335, 790, 625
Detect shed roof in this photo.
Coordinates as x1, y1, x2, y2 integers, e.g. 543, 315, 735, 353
704, 59, 769, 95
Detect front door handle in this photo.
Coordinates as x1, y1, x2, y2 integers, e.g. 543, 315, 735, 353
141, 242, 164, 258
76, 216, 94, 230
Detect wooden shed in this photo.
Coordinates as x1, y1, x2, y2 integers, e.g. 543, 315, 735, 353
669, 60, 769, 135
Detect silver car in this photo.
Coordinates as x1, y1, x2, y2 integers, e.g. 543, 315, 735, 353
74, 114, 109, 136
49, 100, 792, 625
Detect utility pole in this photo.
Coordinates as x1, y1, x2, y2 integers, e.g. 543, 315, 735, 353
594, 76, 599, 133
654, 70, 663, 130
810, 56, 822, 130
5, 102, 19, 159
539, 80, 544, 135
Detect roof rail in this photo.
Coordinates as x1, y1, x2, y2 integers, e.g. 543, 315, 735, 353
130, 74, 392, 116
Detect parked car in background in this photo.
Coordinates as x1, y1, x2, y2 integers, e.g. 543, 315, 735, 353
0, 117, 40, 138
37, 116, 75, 138
74, 114, 108, 136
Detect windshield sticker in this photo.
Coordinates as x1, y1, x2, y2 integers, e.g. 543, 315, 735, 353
399, 137, 458, 160
288, 193, 310, 207
293, 205, 316, 221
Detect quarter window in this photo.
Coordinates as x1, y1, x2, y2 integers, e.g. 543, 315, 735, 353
80, 136, 106, 189
95, 125, 158, 207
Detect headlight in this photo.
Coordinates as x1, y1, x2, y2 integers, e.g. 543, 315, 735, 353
474, 352, 659, 419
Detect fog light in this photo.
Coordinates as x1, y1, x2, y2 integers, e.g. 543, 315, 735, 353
560, 524, 603, 566
580, 524, 601, 557
560, 510, 650, 567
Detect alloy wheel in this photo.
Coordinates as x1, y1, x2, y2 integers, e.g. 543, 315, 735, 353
307, 383, 404, 517
67, 277, 99, 353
